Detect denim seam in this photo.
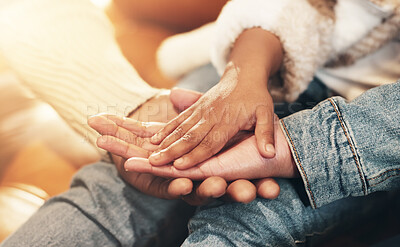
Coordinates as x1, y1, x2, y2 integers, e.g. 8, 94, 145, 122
367, 168, 400, 180
369, 173, 400, 187
328, 98, 367, 196
294, 225, 336, 244
280, 120, 317, 209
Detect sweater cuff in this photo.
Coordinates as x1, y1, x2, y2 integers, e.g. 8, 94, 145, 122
157, 23, 215, 79
280, 98, 367, 208
211, 0, 334, 101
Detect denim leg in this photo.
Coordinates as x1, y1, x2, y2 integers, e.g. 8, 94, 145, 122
1, 162, 194, 247
182, 179, 389, 247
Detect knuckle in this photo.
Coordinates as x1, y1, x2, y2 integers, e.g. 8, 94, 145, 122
180, 132, 194, 142
181, 132, 203, 143
173, 126, 185, 138
199, 137, 214, 150
125, 134, 137, 144
107, 124, 118, 135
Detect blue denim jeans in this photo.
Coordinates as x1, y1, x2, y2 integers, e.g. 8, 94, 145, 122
2, 65, 398, 246
0, 162, 391, 247
281, 81, 400, 208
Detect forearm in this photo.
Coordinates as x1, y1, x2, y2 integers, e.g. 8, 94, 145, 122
0, 0, 160, 159
228, 28, 283, 83
212, 0, 391, 101
281, 81, 400, 208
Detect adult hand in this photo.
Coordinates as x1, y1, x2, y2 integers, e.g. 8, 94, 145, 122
89, 88, 280, 204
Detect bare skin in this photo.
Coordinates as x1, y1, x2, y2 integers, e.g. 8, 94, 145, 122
89, 88, 284, 205
94, 112, 297, 181
147, 29, 284, 170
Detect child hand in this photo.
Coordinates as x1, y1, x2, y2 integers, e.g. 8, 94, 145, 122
149, 64, 276, 169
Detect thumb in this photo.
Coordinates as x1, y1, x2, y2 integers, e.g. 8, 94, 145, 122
170, 87, 202, 112
255, 105, 276, 158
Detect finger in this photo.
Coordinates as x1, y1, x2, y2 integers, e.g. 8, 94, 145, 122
174, 125, 236, 169
89, 115, 136, 142
255, 105, 275, 158
97, 135, 150, 159
149, 120, 213, 167
107, 115, 166, 138
255, 178, 280, 199
156, 113, 201, 150
124, 157, 210, 180
89, 115, 156, 150
167, 178, 193, 198
93, 114, 165, 138
150, 108, 194, 145
225, 180, 257, 204
170, 87, 202, 112
88, 114, 114, 134
182, 177, 227, 206
127, 173, 192, 200
121, 121, 165, 138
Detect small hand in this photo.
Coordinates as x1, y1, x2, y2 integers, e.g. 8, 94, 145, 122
149, 64, 276, 170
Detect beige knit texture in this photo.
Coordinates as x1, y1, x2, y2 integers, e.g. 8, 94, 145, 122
0, 0, 161, 160
327, 5, 400, 67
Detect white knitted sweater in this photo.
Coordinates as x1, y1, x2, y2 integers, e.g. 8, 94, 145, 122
213, 0, 400, 100
0, 0, 161, 159
158, 0, 400, 100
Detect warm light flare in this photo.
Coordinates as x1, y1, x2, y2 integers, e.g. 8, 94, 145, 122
90, 0, 111, 9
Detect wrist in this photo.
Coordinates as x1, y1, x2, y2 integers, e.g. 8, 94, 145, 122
221, 61, 270, 89
229, 28, 283, 77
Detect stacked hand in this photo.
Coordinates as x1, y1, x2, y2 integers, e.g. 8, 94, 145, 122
147, 63, 276, 171
141, 27, 285, 173
89, 88, 297, 205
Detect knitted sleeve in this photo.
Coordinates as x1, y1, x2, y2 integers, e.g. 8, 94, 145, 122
211, 0, 394, 101
0, 0, 161, 159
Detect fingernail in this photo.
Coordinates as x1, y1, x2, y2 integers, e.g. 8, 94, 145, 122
174, 158, 184, 166
265, 144, 275, 155
125, 157, 147, 171
150, 152, 161, 160
124, 158, 138, 170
